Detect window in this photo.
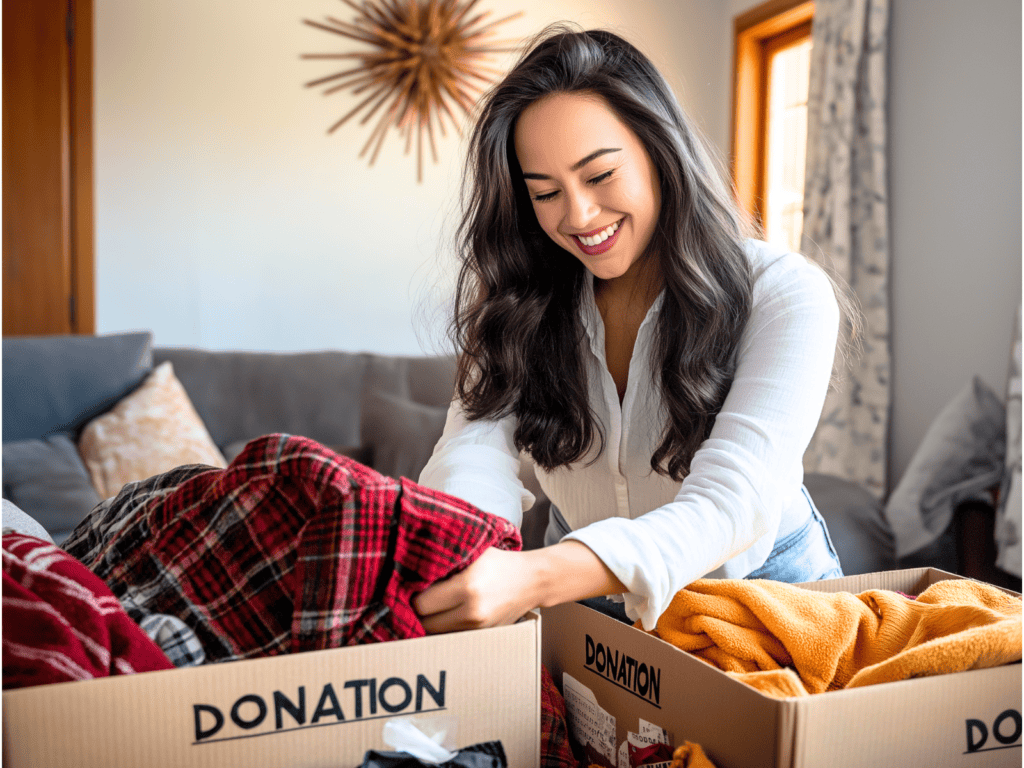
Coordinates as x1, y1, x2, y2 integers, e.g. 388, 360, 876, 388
731, 0, 813, 252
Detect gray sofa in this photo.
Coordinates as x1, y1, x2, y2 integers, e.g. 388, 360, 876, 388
5, 330, 975, 582
1, 331, 550, 549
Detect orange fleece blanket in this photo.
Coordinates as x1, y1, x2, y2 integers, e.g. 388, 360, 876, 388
643, 578, 1022, 698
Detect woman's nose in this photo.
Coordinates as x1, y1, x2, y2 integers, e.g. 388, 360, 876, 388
563, 187, 601, 231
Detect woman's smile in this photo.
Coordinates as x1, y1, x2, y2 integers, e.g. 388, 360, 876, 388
569, 217, 624, 254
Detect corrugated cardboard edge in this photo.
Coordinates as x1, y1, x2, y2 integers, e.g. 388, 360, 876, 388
528, 608, 543, 768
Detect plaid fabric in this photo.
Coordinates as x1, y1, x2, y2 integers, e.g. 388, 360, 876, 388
137, 614, 205, 667
540, 664, 576, 768
63, 434, 522, 661
3, 532, 174, 689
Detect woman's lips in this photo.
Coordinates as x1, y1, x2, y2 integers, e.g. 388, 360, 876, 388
570, 218, 623, 256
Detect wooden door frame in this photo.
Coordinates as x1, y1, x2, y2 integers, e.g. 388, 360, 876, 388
731, 0, 813, 231
70, 0, 95, 334
1, 0, 93, 336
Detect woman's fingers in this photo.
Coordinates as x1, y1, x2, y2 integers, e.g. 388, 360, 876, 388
411, 574, 465, 619
413, 547, 536, 633
418, 604, 482, 634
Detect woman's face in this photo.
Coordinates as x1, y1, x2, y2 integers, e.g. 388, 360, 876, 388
514, 91, 662, 283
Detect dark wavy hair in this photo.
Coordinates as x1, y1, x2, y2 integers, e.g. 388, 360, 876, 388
451, 26, 755, 481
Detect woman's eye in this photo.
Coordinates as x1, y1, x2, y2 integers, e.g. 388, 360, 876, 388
533, 190, 559, 202
588, 170, 615, 185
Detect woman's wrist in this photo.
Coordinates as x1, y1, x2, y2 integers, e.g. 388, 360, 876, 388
523, 540, 627, 609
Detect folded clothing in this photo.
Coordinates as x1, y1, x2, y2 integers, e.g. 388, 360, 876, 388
669, 742, 717, 768
63, 433, 522, 660
3, 532, 174, 689
645, 577, 1022, 697
362, 741, 507, 768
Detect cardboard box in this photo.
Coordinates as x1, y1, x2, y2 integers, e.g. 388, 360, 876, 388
3, 611, 541, 768
542, 569, 1022, 768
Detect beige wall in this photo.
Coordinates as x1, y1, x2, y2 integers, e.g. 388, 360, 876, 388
886, 0, 1021, 490
94, 0, 729, 355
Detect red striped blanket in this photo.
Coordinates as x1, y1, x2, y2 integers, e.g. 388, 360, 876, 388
2, 532, 173, 689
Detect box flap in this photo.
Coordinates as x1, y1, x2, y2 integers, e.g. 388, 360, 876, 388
796, 568, 1021, 598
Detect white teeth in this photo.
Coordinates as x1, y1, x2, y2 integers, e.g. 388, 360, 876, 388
578, 220, 620, 247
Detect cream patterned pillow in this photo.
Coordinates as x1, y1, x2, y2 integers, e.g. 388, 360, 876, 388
78, 361, 227, 499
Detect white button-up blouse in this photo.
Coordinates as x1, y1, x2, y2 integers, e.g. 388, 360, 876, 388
419, 239, 840, 629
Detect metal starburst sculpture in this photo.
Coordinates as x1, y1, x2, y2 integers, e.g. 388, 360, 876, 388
302, 0, 522, 182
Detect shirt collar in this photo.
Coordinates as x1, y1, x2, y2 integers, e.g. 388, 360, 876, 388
580, 274, 665, 348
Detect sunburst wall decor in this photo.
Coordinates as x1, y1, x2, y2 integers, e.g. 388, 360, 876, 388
302, 0, 522, 182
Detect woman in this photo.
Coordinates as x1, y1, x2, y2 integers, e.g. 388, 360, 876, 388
413, 26, 850, 633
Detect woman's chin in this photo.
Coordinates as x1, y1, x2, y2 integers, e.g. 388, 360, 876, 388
583, 260, 633, 282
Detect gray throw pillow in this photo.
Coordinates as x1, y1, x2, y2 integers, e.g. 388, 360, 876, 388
884, 376, 1006, 560
2, 436, 102, 544
3, 331, 153, 442
362, 392, 448, 481
2, 498, 54, 543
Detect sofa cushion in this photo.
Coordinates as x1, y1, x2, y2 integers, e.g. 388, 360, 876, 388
995, 303, 1022, 577
884, 376, 1006, 562
362, 354, 457, 408
2, 332, 153, 442
78, 362, 227, 499
221, 439, 372, 467
362, 392, 448, 481
152, 348, 368, 449
1, 436, 101, 544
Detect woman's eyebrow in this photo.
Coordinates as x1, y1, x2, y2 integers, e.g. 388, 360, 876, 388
522, 148, 622, 180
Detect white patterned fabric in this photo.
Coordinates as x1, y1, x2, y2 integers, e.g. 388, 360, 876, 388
800, 0, 891, 496
996, 304, 1022, 577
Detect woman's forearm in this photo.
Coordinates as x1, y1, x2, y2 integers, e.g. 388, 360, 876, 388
523, 540, 627, 608
414, 540, 626, 633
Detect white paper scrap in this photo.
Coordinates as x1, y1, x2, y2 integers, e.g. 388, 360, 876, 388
638, 718, 671, 746
618, 739, 630, 768
562, 672, 617, 764
627, 731, 667, 749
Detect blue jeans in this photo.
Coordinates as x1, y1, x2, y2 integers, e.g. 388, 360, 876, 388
550, 485, 844, 624
744, 486, 844, 582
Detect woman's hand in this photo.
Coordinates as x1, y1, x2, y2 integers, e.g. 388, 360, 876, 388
412, 541, 627, 633
413, 547, 539, 633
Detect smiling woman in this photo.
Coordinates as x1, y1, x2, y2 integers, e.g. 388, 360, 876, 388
412, 25, 849, 635
515, 93, 661, 288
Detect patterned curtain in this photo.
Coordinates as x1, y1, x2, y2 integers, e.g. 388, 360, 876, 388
801, 0, 891, 496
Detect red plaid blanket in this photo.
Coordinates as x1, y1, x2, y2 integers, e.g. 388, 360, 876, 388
64, 434, 522, 660
3, 532, 173, 688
